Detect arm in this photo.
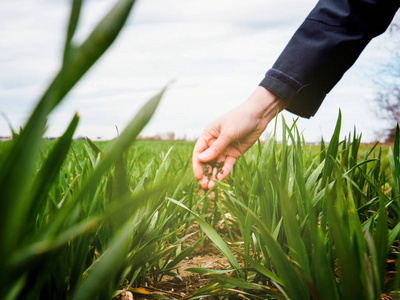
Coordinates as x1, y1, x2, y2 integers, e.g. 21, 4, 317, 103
260, 0, 400, 118
193, 0, 399, 189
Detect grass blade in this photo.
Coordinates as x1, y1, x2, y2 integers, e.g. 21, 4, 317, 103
168, 198, 240, 271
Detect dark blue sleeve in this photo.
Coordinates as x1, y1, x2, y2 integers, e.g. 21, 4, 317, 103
259, 0, 400, 118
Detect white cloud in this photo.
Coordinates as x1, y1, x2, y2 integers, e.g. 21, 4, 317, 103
0, 0, 399, 142
131, 0, 317, 27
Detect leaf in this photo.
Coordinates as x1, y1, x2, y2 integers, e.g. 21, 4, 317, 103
0, 0, 137, 280
211, 274, 282, 295
374, 193, 389, 292
29, 114, 79, 220
165, 237, 205, 270
212, 181, 309, 299
186, 268, 234, 275
71, 87, 167, 207
238, 253, 282, 285
126, 287, 152, 295
63, 0, 82, 63
278, 182, 310, 278
72, 217, 136, 300
322, 110, 341, 183
326, 178, 366, 299
86, 136, 102, 157
44, 0, 137, 111
168, 198, 240, 271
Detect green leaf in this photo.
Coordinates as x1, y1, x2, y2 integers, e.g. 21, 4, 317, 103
63, 0, 82, 63
168, 198, 240, 271
72, 216, 136, 300
212, 181, 309, 299
278, 182, 310, 278
186, 268, 234, 275
326, 178, 366, 299
211, 274, 284, 298
374, 193, 389, 292
238, 253, 282, 285
86, 136, 102, 157
165, 237, 205, 270
29, 114, 79, 221
43, 0, 137, 111
322, 110, 341, 183
72, 87, 166, 206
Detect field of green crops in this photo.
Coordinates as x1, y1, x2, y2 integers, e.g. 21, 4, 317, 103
2, 1, 400, 299
2, 117, 400, 299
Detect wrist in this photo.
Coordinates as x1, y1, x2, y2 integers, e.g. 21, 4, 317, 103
247, 86, 288, 122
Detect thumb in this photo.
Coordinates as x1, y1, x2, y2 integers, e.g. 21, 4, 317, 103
198, 134, 231, 162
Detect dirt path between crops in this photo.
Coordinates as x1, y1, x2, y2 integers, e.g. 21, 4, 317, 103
150, 242, 231, 299
114, 195, 240, 300
115, 241, 231, 300
115, 216, 234, 300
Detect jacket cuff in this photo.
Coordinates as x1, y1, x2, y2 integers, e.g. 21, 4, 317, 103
259, 68, 326, 118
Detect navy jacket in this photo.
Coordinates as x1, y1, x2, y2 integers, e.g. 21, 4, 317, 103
259, 0, 400, 118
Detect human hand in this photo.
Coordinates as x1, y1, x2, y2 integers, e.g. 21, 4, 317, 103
192, 87, 288, 190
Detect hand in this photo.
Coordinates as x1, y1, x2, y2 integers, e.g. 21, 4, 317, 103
192, 87, 288, 190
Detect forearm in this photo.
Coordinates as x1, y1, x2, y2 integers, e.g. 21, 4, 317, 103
245, 87, 289, 124
260, 0, 400, 118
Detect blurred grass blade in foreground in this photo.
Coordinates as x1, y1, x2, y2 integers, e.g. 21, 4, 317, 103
0, 0, 137, 267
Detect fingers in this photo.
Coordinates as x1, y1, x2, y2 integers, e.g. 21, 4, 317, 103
192, 137, 209, 180
200, 176, 210, 190
200, 155, 237, 190
216, 156, 236, 181
192, 127, 234, 189
198, 133, 232, 162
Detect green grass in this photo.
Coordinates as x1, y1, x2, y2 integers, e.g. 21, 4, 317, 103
2, 0, 400, 298
0, 137, 202, 299
184, 117, 400, 300
0, 1, 201, 298
1, 123, 399, 299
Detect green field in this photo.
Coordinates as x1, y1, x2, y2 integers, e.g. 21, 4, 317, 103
2, 1, 400, 298
1, 121, 400, 299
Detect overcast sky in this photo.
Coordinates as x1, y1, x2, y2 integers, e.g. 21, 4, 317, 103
1, 0, 399, 142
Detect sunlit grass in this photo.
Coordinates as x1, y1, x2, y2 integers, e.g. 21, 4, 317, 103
1, 0, 400, 299
183, 116, 400, 299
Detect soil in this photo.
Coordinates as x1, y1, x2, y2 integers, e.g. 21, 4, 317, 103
114, 215, 235, 300
150, 243, 231, 299
114, 241, 231, 300
114, 241, 400, 300
202, 161, 224, 180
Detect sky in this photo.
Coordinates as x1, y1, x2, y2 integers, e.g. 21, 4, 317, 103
1, 0, 399, 142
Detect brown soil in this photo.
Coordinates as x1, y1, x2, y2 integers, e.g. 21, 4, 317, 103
114, 217, 234, 300
152, 237, 231, 298
114, 242, 231, 300
114, 231, 400, 300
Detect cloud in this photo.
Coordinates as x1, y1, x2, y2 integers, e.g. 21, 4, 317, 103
1, 0, 399, 142
131, 0, 317, 28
